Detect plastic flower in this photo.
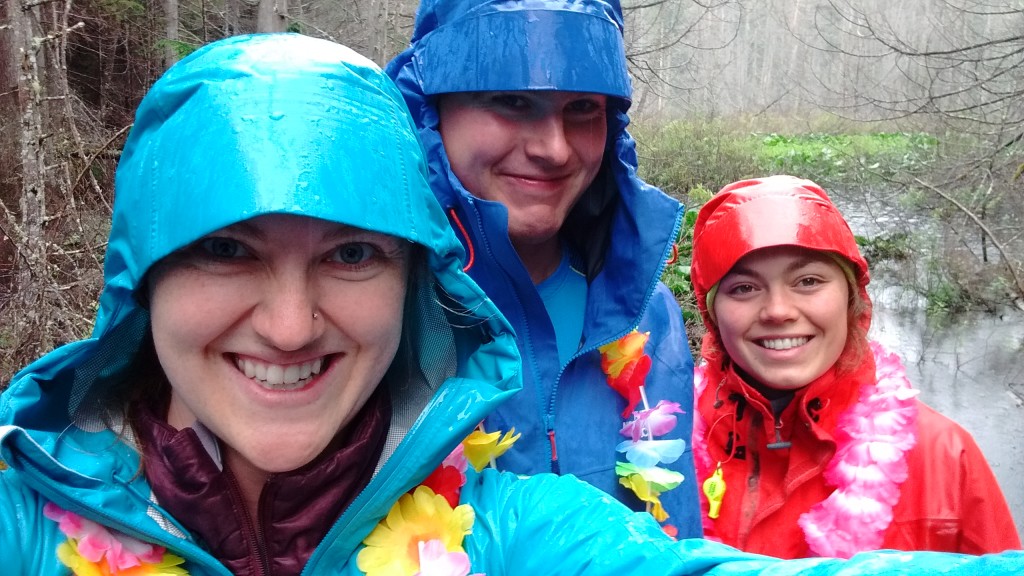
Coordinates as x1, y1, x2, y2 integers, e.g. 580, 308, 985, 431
616, 438, 686, 469
421, 444, 469, 507
599, 330, 652, 417
615, 462, 684, 493
413, 540, 482, 576
44, 503, 188, 576
619, 474, 669, 522
358, 486, 475, 576
462, 428, 520, 472
620, 401, 683, 442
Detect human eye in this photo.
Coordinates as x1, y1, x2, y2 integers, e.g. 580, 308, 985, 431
729, 283, 755, 295
199, 237, 250, 259
330, 242, 378, 267
721, 280, 757, 297
565, 96, 606, 118
488, 92, 531, 111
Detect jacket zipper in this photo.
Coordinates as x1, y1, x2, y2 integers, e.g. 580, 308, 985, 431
226, 468, 272, 576
542, 206, 686, 476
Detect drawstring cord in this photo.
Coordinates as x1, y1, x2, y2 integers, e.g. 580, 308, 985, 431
448, 208, 475, 273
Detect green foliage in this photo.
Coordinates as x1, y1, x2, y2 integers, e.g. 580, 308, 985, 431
156, 39, 201, 61
632, 119, 761, 200
661, 189, 714, 356
857, 232, 913, 263
923, 278, 973, 316
755, 132, 939, 184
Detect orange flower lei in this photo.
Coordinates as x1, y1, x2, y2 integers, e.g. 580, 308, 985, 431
599, 329, 686, 536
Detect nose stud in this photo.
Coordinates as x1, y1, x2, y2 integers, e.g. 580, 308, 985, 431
312, 312, 319, 319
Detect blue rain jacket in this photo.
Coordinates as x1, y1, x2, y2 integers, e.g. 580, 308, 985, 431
386, 0, 701, 535
2, 32, 1023, 576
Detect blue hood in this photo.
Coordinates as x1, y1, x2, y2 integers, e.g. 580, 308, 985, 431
397, 0, 631, 99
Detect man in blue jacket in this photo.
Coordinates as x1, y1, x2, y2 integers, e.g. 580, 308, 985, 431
387, 0, 701, 536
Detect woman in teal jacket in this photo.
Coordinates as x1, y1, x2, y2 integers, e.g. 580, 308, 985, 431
386, 0, 701, 537
1, 33, 1021, 576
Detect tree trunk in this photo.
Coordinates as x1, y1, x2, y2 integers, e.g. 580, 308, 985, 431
225, 0, 240, 36
164, 0, 179, 68
12, 0, 50, 355
257, 0, 287, 33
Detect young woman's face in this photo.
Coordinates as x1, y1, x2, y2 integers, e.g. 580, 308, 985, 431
149, 214, 408, 476
713, 246, 850, 392
437, 90, 607, 250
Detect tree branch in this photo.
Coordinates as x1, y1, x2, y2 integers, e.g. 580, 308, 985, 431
914, 177, 1024, 299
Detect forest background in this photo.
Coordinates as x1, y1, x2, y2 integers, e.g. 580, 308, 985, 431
1, 0, 1022, 384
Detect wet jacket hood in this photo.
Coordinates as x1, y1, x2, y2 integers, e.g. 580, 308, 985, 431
386, 0, 678, 282
3, 33, 518, 453
98, 33, 461, 336
398, 0, 630, 99
691, 176, 871, 344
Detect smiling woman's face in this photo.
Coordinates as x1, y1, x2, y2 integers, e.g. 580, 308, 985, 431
148, 213, 408, 477
437, 90, 608, 250
713, 246, 850, 391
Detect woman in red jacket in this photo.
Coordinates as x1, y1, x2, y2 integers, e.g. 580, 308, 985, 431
689, 175, 1021, 558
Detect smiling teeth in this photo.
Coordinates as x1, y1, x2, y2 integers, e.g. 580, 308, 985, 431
235, 357, 323, 390
760, 337, 809, 350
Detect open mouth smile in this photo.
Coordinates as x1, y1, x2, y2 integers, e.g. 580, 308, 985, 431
234, 355, 328, 391
757, 337, 810, 351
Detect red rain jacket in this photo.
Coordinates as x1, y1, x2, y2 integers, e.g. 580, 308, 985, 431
694, 358, 1021, 558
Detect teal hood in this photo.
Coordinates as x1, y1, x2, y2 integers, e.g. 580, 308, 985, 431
0, 37, 521, 573
97, 32, 461, 336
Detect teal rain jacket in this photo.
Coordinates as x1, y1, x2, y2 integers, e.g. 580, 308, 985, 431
2, 33, 1022, 576
386, 0, 701, 536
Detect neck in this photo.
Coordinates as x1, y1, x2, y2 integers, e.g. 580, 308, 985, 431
513, 236, 562, 284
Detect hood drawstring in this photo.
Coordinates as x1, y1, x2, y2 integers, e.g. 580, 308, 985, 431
448, 207, 475, 273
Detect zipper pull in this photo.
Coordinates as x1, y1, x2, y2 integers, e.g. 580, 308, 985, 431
547, 429, 560, 474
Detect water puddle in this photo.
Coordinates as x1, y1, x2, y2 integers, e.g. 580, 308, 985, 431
838, 188, 1024, 536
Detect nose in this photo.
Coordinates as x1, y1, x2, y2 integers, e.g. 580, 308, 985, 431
251, 273, 324, 351
523, 112, 572, 166
759, 289, 798, 324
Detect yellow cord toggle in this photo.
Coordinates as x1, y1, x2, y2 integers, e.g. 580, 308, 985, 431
702, 464, 726, 519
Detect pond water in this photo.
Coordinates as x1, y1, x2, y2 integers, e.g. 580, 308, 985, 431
870, 293, 1024, 537
838, 188, 1024, 537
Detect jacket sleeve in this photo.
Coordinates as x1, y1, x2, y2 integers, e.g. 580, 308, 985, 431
463, 469, 1024, 576
948, 415, 1022, 552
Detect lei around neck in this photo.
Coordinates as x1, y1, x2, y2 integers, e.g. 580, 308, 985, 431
693, 341, 919, 558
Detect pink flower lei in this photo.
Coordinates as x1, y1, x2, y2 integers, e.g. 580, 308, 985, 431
694, 341, 919, 558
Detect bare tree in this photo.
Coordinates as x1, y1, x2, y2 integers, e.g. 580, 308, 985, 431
806, 0, 1024, 303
